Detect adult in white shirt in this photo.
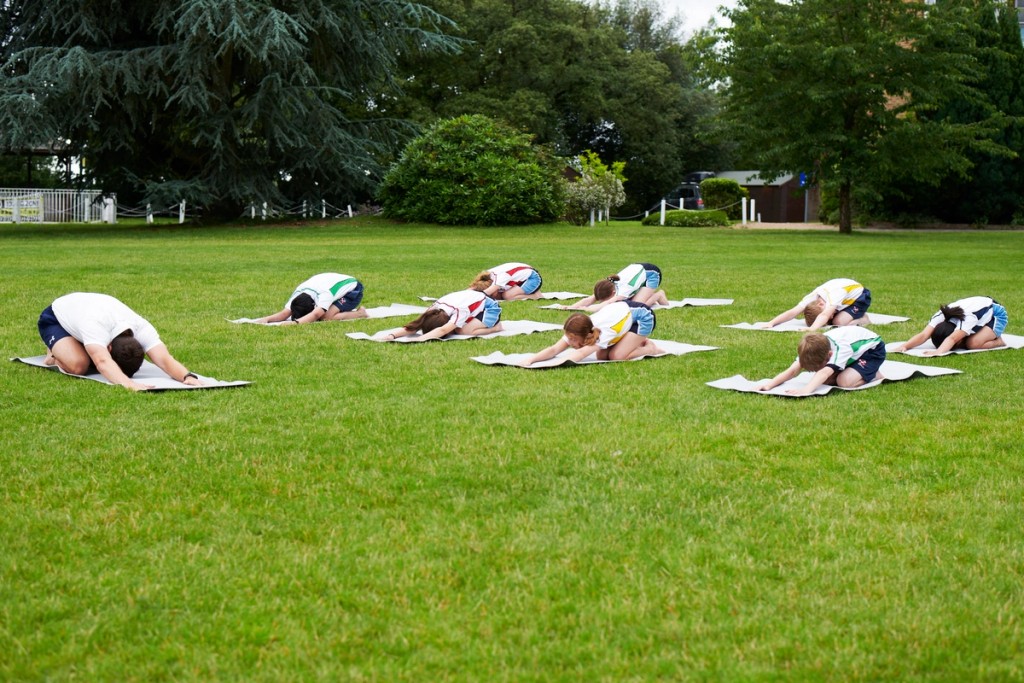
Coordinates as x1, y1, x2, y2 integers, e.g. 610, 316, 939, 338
38, 292, 202, 391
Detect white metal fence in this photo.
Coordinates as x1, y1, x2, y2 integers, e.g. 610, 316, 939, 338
0, 188, 115, 224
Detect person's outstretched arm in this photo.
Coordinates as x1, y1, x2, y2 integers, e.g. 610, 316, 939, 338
755, 359, 801, 391
787, 367, 835, 396
85, 344, 153, 391
761, 303, 803, 328
521, 339, 570, 366
892, 326, 934, 352
147, 344, 203, 385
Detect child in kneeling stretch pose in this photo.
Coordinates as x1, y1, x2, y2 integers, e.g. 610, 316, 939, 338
521, 300, 663, 366
760, 277, 870, 330
567, 263, 669, 312
379, 289, 502, 341
894, 296, 1007, 356
756, 326, 886, 396
472, 263, 543, 300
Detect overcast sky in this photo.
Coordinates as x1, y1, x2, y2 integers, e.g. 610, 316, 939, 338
662, 0, 739, 35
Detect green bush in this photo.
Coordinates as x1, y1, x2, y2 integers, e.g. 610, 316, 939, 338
641, 209, 732, 227
377, 114, 565, 226
699, 178, 748, 219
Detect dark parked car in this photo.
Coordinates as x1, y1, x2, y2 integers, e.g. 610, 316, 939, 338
662, 183, 704, 210
684, 171, 716, 185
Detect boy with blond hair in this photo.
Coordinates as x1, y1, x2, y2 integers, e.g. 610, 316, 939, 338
757, 326, 886, 396
760, 277, 870, 330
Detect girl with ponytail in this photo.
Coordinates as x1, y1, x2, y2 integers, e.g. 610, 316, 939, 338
520, 301, 663, 365
473, 263, 543, 300
379, 289, 503, 341
566, 263, 669, 312
895, 296, 1008, 356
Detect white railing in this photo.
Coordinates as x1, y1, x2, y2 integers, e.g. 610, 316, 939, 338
0, 188, 115, 224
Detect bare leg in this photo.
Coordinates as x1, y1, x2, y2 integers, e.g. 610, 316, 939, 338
835, 367, 874, 388
501, 286, 543, 301
607, 332, 662, 360
457, 319, 503, 336
964, 328, 1005, 350
832, 310, 869, 326
48, 336, 92, 375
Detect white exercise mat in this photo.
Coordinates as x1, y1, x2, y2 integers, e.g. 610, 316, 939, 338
11, 356, 251, 391
886, 333, 1024, 357
229, 303, 427, 324
420, 292, 587, 302
346, 319, 563, 342
541, 297, 733, 311
470, 340, 718, 368
706, 360, 960, 397
721, 313, 910, 331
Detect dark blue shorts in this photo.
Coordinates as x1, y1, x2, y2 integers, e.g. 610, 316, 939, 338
38, 306, 73, 350
834, 343, 886, 383
626, 301, 656, 336
331, 281, 365, 312
842, 288, 872, 320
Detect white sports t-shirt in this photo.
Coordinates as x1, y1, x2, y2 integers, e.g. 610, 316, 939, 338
286, 273, 359, 310
488, 263, 535, 291
614, 264, 648, 298
928, 296, 996, 334
561, 300, 634, 349
799, 326, 882, 371
51, 292, 162, 351
798, 278, 864, 310
432, 290, 490, 328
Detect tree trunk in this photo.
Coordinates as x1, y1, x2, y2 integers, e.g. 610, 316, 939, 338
838, 181, 852, 234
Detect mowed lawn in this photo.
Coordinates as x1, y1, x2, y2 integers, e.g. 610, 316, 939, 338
2, 218, 1023, 681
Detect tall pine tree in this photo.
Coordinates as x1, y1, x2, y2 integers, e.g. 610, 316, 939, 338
0, 0, 460, 218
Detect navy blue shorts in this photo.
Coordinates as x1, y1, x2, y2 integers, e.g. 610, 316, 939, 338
331, 281, 365, 312
836, 343, 886, 383
38, 306, 73, 350
842, 288, 872, 320
626, 301, 656, 336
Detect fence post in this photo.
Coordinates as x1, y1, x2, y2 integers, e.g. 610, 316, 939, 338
322, 200, 327, 218
742, 197, 748, 225
589, 209, 595, 227
660, 199, 666, 226
261, 202, 267, 221
146, 204, 153, 224
179, 200, 186, 224
750, 199, 757, 223
347, 205, 353, 218
13, 197, 20, 224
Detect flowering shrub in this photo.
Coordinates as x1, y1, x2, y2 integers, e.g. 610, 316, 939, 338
563, 151, 626, 224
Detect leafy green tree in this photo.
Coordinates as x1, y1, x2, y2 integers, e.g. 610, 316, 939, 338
878, 0, 1024, 224
720, 0, 1007, 232
0, 0, 459, 219
389, 0, 720, 213
376, 114, 565, 225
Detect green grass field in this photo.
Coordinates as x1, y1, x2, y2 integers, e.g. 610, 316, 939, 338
2, 218, 1023, 681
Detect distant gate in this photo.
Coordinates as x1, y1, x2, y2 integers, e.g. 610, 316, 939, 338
0, 188, 115, 223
